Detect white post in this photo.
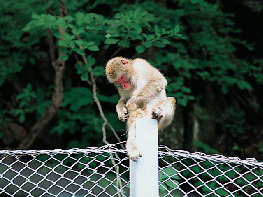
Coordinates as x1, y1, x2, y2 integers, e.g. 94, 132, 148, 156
129, 118, 159, 197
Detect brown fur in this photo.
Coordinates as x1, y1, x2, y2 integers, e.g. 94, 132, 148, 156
105, 57, 176, 161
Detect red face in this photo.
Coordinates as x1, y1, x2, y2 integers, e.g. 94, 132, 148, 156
115, 75, 131, 90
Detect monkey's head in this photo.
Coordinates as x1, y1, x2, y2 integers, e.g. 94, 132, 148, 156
106, 57, 133, 90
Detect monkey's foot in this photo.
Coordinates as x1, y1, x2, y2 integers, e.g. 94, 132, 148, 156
128, 149, 142, 162
152, 107, 163, 120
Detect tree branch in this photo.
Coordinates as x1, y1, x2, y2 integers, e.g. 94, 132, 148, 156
75, 50, 125, 197
17, 2, 66, 149
78, 54, 123, 148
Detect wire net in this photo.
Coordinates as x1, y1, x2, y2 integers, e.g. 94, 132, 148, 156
0, 143, 262, 197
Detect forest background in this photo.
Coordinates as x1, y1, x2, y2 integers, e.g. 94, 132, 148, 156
0, 0, 263, 161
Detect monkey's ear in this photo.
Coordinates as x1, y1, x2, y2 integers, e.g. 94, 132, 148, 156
120, 59, 129, 66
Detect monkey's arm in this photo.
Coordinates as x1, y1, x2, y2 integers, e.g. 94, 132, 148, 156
128, 58, 167, 109
130, 74, 167, 109
139, 77, 166, 105
116, 87, 130, 122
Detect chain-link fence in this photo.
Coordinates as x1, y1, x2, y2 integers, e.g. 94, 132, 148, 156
0, 143, 263, 197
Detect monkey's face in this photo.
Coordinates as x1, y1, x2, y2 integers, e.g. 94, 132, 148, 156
106, 57, 133, 90
115, 75, 132, 90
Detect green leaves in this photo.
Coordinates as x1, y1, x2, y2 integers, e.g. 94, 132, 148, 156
88, 45, 99, 51
23, 11, 103, 60
74, 55, 103, 80
63, 87, 93, 111
135, 45, 146, 54
92, 66, 104, 77
237, 80, 252, 90
75, 12, 85, 26
220, 77, 252, 94
23, 13, 57, 31
166, 77, 194, 106
105, 38, 119, 45
104, 5, 182, 54
9, 84, 37, 123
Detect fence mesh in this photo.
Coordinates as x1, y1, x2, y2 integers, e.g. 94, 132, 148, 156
0, 142, 262, 197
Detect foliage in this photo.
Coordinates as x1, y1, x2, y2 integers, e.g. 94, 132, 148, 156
9, 84, 37, 123
0, 1, 263, 195
0, 0, 262, 161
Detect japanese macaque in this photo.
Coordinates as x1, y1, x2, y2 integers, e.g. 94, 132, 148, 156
106, 57, 176, 161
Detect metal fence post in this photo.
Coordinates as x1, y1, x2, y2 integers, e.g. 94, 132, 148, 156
130, 118, 159, 197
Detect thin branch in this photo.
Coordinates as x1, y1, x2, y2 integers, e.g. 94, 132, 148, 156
75, 33, 123, 147
110, 46, 125, 59
79, 54, 124, 148
88, 64, 125, 197
55, 5, 124, 194
77, 50, 125, 197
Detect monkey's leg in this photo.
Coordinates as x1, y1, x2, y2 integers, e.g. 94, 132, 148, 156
152, 97, 176, 130
126, 110, 143, 162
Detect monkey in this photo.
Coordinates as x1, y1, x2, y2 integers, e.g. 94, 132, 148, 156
106, 57, 176, 162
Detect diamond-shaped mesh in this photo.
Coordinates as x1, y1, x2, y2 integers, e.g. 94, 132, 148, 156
0, 143, 263, 197
158, 146, 263, 197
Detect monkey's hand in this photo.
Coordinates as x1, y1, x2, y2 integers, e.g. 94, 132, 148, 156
116, 105, 128, 122
152, 106, 164, 120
